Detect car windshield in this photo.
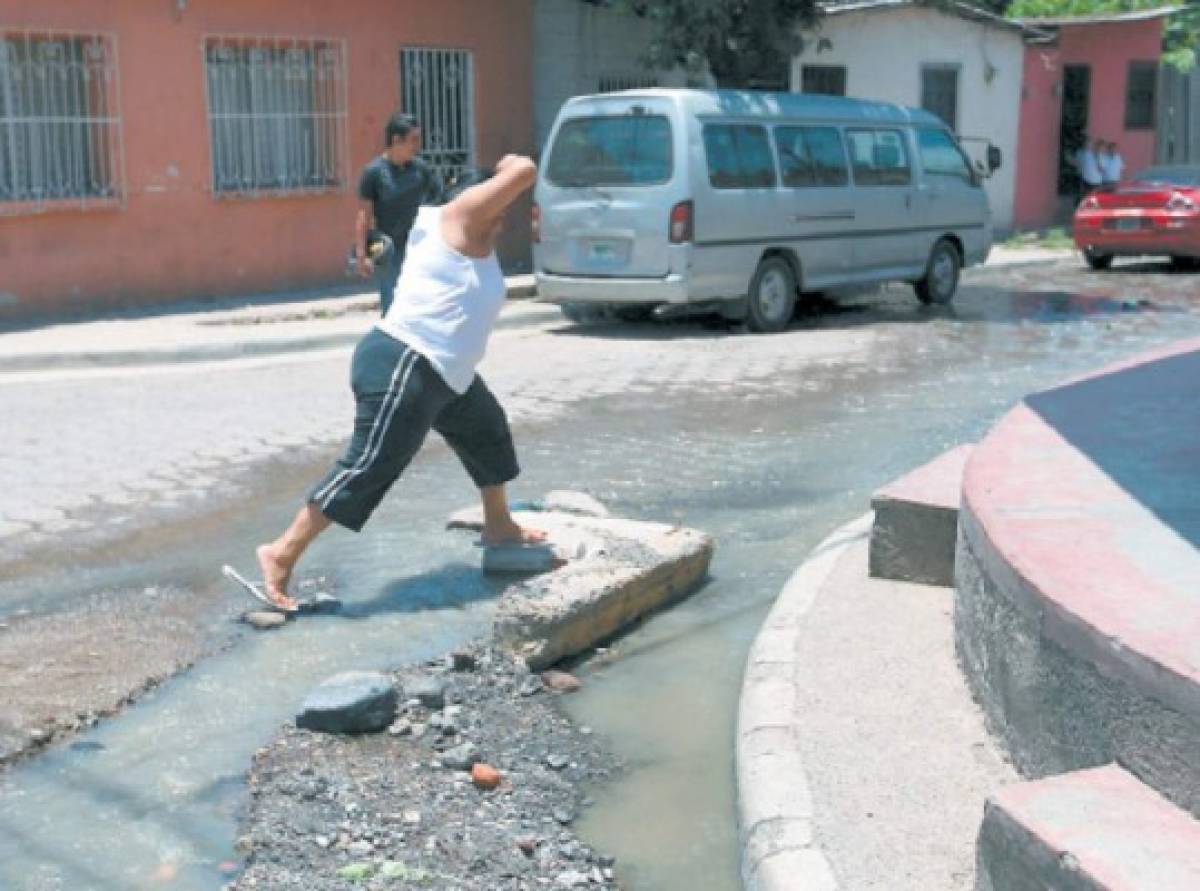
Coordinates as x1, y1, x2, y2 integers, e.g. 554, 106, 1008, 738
546, 114, 672, 187
1134, 167, 1200, 187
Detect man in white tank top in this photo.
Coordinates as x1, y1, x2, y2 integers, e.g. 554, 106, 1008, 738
250, 155, 543, 610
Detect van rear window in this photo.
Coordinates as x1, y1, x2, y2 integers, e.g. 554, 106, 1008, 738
546, 115, 672, 187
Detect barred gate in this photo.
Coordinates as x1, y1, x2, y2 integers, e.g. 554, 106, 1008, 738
400, 47, 474, 187
0, 28, 123, 213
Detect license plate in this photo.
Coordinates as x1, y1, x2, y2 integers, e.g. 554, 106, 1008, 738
1114, 217, 1142, 231
589, 241, 618, 261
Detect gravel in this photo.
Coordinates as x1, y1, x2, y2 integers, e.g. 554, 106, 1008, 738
229, 642, 622, 890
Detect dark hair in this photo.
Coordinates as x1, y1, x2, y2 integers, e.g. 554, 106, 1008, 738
441, 166, 495, 204
384, 113, 420, 147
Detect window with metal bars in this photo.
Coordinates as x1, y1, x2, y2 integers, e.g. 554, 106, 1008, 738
598, 74, 659, 93
204, 36, 347, 196
1125, 61, 1157, 131
921, 64, 959, 133
0, 29, 122, 211
400, 48, 474, 187
800, 65, 846, 97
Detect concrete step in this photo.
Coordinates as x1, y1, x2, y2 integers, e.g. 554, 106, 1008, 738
977, 764, 1200, 891
869, 443, 973, 586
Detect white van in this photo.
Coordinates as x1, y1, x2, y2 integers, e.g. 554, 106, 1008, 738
533, 89, 996, 331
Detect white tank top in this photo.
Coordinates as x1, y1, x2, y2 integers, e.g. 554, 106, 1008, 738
376, 206, 506, 394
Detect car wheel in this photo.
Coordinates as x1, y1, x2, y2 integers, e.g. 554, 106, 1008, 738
613, 304, 656, 322
1083, 248, 1113, 271
914, 239, 960, 305
746, 257, 797, 333
1170, 255, 1199, 272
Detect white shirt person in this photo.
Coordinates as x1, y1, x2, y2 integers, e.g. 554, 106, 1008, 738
1100, 142, 1124, 185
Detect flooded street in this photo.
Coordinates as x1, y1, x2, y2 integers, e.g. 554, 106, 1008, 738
1, 260, 1198, 889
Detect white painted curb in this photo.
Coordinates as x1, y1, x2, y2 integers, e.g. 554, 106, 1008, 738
736, 513, 874, 891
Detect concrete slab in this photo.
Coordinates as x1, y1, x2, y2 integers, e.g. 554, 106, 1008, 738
977, 765, 1200, 891
869, 444, 973, 586
448, 510, 713, 670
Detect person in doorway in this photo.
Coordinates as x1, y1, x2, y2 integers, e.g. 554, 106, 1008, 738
355, 113, 443, 315
1073, 138, 1104, 202
255, 155, 542, 610
1100, 140, 1125, 185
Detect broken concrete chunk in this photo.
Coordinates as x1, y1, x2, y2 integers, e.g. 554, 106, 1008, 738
296, 671, 397, 734
541, 490, 609, 518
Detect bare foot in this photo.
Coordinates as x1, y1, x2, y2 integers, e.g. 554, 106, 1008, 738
255, 544, 299, 611
479, 523, 549, 547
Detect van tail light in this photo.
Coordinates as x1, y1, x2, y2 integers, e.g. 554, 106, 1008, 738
669, 200, 693, 244
1168, 191, 1195, 211
532, 202, 541, 243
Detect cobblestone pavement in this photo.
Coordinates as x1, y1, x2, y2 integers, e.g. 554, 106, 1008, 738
0, 308, 875, 573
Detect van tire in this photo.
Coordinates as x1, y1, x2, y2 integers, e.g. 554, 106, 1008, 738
746, 258, 797, 333
914, 239, 960, 305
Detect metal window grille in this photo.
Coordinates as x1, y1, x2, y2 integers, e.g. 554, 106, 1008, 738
801, 65, 846, 97
400, 48, 474, 186
921, 65, 959, 133
0, 28, 123, 213
204, 36, 347, 196
1126, 60, 1157, 131
598, 74, 659, 93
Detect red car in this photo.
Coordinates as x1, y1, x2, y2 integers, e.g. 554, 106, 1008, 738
1073, 165, 1200, 270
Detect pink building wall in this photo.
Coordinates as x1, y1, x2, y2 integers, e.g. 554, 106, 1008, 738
0, 0, 534, 319
1014, 18, 1166, 230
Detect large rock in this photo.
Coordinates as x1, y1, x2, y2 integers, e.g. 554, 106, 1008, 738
484, 514, 714, 670
295, 671, 398, 734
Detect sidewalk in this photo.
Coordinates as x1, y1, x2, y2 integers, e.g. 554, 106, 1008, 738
737, 516, 1018, 891
0, 246, 1076, 375
0, 275, 550, 374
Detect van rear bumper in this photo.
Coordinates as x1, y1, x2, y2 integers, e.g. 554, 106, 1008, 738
535, 272, 690, 304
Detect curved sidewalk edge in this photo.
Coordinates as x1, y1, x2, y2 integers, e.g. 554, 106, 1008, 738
736, 513, 872, 891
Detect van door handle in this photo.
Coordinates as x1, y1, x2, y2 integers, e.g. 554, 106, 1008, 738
792, 211, 856, 222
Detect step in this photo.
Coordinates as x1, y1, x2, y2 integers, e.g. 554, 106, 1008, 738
977, 765, 1200, 891
869, 444, 972, 586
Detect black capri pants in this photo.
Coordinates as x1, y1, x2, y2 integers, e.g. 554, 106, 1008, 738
308, 327, 519, 531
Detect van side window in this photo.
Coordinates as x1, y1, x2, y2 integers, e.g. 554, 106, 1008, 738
917, 128, 973, 182
702, 124, 777, 189
775, 126, 849, 187
845, 128, 912, 187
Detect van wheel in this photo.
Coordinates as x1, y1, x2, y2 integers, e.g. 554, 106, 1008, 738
914, 240, 960, 305
746, 258, 797, 333
1084, 248, 1113, 271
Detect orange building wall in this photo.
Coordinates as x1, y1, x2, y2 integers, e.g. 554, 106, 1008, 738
0, 0, 533, 318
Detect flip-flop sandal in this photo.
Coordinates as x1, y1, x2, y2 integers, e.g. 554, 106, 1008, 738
222, 564, 299, 613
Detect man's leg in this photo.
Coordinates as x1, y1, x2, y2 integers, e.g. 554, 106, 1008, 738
433, 376, 546, 545
257, 505, 333, 610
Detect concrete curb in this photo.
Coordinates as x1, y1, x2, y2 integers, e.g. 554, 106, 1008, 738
736, 513, 873, 891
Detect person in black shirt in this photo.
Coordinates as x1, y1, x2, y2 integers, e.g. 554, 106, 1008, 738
355, 113, 442, 314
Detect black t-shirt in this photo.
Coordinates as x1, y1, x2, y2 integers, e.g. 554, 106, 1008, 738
358, 156, 442, 246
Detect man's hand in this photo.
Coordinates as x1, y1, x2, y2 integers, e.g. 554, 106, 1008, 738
356, 255, 374, 277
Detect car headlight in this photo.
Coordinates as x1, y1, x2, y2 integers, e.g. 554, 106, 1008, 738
1168, 192, 1195, 211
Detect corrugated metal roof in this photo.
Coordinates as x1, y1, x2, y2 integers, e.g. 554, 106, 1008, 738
1014, 6, 1179, 27
818, 0, 1042, 36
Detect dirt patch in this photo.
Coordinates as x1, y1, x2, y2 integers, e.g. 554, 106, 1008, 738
231, 642, 623, 890
0, 585, 237, 766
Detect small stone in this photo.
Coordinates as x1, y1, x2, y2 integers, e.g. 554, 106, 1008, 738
592, 866, 606, 884
347, 840, 373, 857
388, 719, 413, 737
244, 610, 287, 630
553, 807, 575, 825
516, 835, 539, 856
546, 753, 570, 771
402, 810, 421, 825
314, 835, 331, 849
471, 763, 502, 790
408, 676, 448, 710
449, 651, 477, 671
556, 869, 590, 888
337, 862, 375, 881
540, 670, 582, 693
28, 728, 50, 744
440, 742, 480, 771
519, 676, 543, 697
410, 723, 427, 738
